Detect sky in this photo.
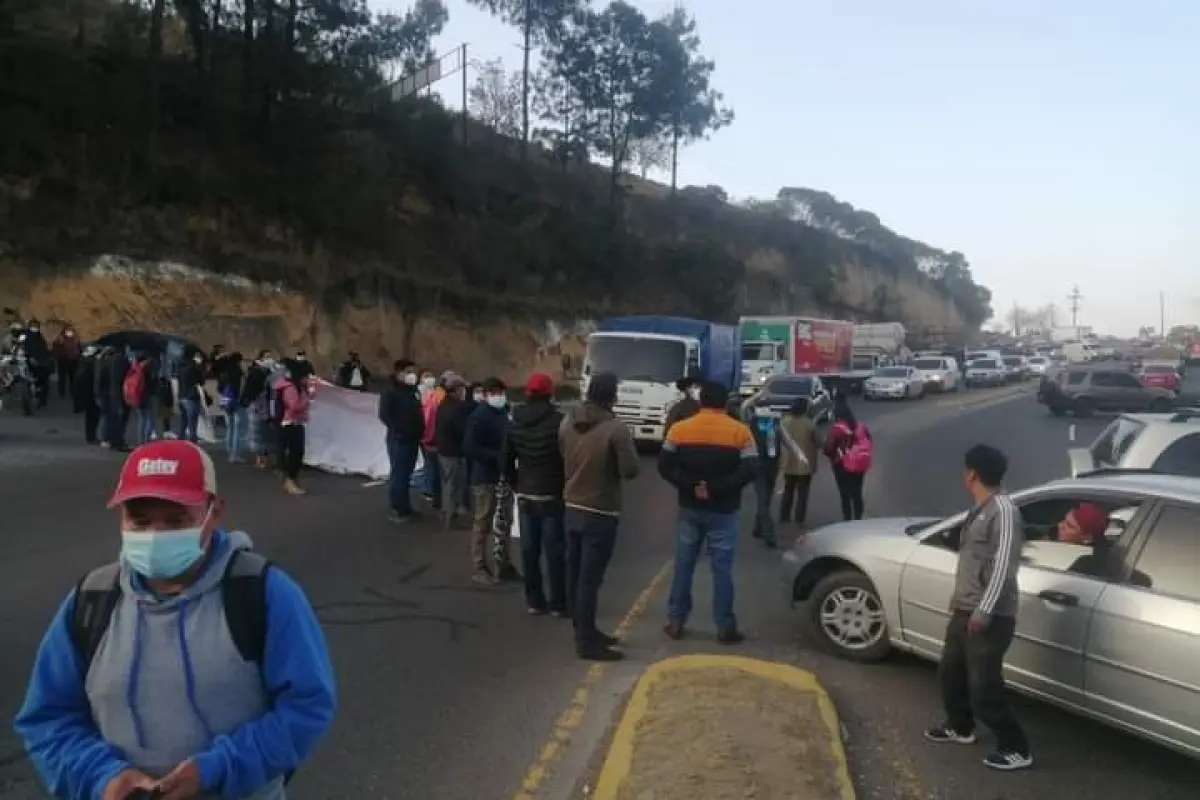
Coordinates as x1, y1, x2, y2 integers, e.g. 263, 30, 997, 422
375, 0, 1199, 337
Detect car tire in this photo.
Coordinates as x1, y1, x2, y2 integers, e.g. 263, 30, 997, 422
1049, 405, 1066, 416
807, 570, 892, 663
1149, 398, 1171, 413
1074, 397, 1095, 418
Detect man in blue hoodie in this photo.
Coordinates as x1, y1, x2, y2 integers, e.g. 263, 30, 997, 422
14, 440, 337, 800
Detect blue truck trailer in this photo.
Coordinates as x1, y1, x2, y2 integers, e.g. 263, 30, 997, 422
581, 315, 740, 443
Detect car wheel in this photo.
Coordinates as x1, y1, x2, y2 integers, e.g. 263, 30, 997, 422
1074, 397, 1095, 418
808, 570, 891, 662
1049, 405, 1066, 416
1149, 398, 1172, 413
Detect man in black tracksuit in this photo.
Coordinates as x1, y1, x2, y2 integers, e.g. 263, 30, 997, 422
502, 373, 567, 615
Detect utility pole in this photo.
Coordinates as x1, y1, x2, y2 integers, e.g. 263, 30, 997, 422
461, 43, 468, 145
1067, 285, 1083, 329
1012, 301, 1020, 336
1047, 302, 1057, 329
1160, 291, 1166, 340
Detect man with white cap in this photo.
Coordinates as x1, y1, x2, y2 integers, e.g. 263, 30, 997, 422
15, 440, 337, 799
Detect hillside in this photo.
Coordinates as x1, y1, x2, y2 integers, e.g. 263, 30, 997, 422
0, 0, 993, 381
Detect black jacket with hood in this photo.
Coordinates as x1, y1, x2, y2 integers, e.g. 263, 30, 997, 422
379, 379, 423, 442
502, 398, 565, 499
434, 395, 471, 458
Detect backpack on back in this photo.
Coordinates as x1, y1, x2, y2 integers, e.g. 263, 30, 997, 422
839, 423, 873, 474
122, 361, 148, 408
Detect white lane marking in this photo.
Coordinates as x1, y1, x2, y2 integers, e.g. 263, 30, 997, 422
361, 479, 386, 488
1068, 424, 1076, 442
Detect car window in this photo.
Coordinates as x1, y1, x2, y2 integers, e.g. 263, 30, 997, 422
1144, 364, 1175, 374
1003, 357, 1021, 367
1109, 372, 1143, 388
1018, 496, 1141, 579
914, 359, 943, 370
972, 360, 998, 369
1090, 372, 1114, 387
1066, 371, 1087, 385
1089, 417, 1146, 466
876, 367, 909, 378
766, 378, 813, 395
1130, 505, 1200, 601
1150, 434, 1200, 477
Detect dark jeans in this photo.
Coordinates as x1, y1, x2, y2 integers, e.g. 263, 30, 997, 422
99, 397, 127, 447
520, 499, 567, 612
57, 358, 77, 398
279, 423, 306, 479
565, 508, 618, 649
752, 457, 779, 542
421, 444, 442, 508
779, 474, 813, 524
833, 465, 865, 520
83, 401, 100, 443
178, 397, 201, 443
668, 507, 739, 630
387, 437, 419, 516
940, 611, 1029, 754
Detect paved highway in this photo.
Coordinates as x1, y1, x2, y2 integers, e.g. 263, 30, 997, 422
1, 383, 1196, 800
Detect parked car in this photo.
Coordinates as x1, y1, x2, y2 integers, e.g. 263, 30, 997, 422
1039, 366, 1176, 417
782, 472, 1200, 760
1067, 410, 1200, 477
1027, 355, 1051, 377
751, 374, 833, 422
965, 359, 1007, 388
1140, 362, 1181, 392
1001, 355, 1029, 382
912, 357, 960, 393
863, 366, 925, 400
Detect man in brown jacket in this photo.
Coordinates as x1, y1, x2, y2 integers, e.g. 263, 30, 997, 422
778, 396, 822, 527
559, 371, 641, 661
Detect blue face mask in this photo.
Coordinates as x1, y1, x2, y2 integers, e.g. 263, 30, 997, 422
120, 526, 207, 579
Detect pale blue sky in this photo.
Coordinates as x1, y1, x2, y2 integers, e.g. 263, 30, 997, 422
377, 0, 1198, 335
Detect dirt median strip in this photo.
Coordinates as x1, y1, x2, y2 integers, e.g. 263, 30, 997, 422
592, 654, 855, 800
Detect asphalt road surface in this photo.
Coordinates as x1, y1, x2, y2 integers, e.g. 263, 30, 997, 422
2, 382, 1197, 800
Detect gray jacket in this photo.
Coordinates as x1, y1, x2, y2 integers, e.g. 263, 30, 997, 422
951, 492, 1023, 618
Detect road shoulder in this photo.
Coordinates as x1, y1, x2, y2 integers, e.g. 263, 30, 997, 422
591, 654, 855, 800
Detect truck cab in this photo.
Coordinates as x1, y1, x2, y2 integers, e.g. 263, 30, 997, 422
581, 330, 701, 444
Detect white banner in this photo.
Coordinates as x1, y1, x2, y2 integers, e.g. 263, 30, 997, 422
304, 380, 426, 482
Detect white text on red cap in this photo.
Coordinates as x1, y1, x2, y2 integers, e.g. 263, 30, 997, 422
137, 458, 180, 477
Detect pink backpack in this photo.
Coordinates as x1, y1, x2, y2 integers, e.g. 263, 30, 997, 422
838, 423, 873, 474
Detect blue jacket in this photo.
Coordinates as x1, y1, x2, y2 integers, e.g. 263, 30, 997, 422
464, 403, 509, 486
13, 529, 336, 799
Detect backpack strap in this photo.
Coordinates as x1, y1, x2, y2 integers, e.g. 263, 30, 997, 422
70, 562, 123, 670
221, 549, 271, 665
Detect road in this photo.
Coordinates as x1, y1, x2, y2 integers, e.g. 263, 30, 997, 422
1, 382, 1197, 800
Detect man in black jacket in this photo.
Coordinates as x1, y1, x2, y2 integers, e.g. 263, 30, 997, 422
503, 373, 567, 615
379, 359, 424, 523
665, 376, 701, 434
434, 375, 471, 528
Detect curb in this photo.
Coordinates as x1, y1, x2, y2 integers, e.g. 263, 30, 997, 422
592, 654, 856, 800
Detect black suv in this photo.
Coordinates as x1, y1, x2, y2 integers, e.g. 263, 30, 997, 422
1039, 366, 1176, 417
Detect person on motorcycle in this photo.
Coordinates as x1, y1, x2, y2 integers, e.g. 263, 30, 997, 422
22, 319, 51, 408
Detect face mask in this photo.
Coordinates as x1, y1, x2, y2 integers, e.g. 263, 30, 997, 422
487, 395, 507, 409
120, 524, 207, 579
29, 327, 39, 334
472, 392, 485, 403
403, 372, 418, 386
688, 387, 701, 401
422, 376, 436, 388
65, 330, 75, 337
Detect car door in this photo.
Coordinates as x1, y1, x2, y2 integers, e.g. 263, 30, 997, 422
1110, 370, 1154, 410
1087, 371, 1119, 410
897, 513, 966, 659
1085, 503, 1200, 753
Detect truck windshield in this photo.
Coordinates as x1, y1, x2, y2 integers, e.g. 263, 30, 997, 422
741, 342, 779, 361
852, 356, 875, 370
586, 337, 686, 384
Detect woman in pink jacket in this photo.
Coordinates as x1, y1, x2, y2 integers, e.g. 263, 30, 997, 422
273, 360, 315, 496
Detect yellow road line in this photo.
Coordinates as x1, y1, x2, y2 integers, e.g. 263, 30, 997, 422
509, 558, 673, 800
592, 654, 856, 800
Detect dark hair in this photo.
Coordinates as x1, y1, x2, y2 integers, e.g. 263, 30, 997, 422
964, 444, 1007, 487
256, 349, 271, 361
394, 359, 414, 372
833, 399, 856, 428
698, 380, 728, 409
587, 371, 619, 408
483, 377, 506, 394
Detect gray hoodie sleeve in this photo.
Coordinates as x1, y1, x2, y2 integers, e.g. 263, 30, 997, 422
611, 424, 641, 481
977, 494, 1023, 616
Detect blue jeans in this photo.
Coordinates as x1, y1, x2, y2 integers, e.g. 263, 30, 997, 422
179, 397, 201, 442
421, 444, 442, 507
667, 507, 739, 631
225, 406, 246, 460
519, 499, 567, 612
98, 397, 124, 446
387, 438, 419, 516
137, 403, 157, 445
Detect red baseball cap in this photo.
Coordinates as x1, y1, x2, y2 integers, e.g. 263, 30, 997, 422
1072, 502, 1108, 539
525, 372, 554, 398
107, 440, 218, 508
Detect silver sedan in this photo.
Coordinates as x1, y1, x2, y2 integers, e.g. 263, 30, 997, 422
863, 366, 925, 400
781, 471, 1200, 760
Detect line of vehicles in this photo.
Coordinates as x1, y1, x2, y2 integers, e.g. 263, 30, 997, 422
578, 314, 1030, 445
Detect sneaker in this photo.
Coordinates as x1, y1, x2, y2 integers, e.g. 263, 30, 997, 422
549, 609, 568, 619
983, 750, 1033, 771
577, 646, 623, 662
663, 621, 685, 640
527, 607, 546, 616
594, 631, 620, 648
471, 571, 499, 586
923, 725, 977, 745
387, 511, 412, 524
496, 564, 521, 582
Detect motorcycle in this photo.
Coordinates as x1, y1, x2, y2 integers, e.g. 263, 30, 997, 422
0, 348, 36, 416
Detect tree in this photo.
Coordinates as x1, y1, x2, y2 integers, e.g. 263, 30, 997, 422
626, 136, 670, 178
642, 7, 731, 193
469, 58, 522, 138
544, 1, 661, 204
530, 60, 593, 170
463, 0, 581, 161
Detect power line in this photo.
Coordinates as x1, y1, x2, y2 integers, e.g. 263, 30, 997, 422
1067, 285, 1083, 328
